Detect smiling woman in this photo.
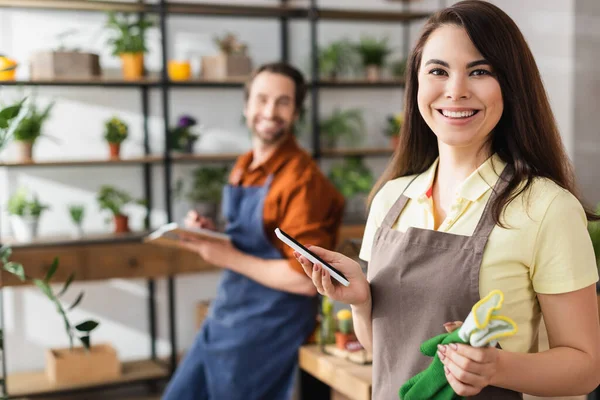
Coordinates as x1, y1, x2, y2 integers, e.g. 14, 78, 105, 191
292, 1, 600, 400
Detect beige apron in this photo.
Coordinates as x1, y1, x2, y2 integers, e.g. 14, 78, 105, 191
368, 166, 521, 399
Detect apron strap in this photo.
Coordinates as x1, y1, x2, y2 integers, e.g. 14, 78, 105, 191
381, 174, 420, 229
471, 164, 514, 239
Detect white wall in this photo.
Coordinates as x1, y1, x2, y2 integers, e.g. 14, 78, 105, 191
0, 0, 577, 373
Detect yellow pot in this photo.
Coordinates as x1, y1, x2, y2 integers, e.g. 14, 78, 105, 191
120, 53, 144, 80
168, 60, 192, 81
0, 56, 17, 81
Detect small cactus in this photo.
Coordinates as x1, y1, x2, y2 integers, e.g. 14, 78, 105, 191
337, 309, 353, 334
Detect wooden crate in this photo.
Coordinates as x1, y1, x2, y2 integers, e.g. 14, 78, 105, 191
30, 51, 101, 80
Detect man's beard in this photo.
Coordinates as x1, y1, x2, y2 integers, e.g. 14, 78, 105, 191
252, 123, 291, 145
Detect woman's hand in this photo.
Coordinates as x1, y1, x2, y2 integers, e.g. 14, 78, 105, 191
184, 210, 216, 231
294, 245, 370, 307
438, 342, 499, 397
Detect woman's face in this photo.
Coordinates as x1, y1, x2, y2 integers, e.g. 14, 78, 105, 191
417, 24, 503, 151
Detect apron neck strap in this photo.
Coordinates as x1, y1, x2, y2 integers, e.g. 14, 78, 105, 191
381, 174, 420, 229
471, 164, 514, 238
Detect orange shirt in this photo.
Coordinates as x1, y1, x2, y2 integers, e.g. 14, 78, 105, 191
229, 135, 345, 273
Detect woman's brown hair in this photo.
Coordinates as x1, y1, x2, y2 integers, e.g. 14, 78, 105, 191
369, 0, 598, 222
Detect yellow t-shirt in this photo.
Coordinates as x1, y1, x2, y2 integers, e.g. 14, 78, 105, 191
359, 154, 599, 353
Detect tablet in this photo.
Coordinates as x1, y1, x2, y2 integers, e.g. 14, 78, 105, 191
274, 228, 350, 287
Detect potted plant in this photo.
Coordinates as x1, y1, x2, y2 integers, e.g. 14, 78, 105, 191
335, 309, 357, 350
0, 98, 25, 150
170, 115, 200, 153
328, 157, 374, 222
105, 12, 153, 80
12, 97, 54, 163
318, 296, 336, 345
318, 39, 358, 80
319, 108, 365, 149
7, 187, 50, 242
355, 36, 391, 81
0, 247, 120, 385
202, 32, 252, 80
175, 166, 229, 223
68, 204, 85, 238
96, 185, 144, 233
384, 113, 403, 148
104, 116, 128, 159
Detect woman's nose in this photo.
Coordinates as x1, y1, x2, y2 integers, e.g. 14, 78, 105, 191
445, 75, 470, 101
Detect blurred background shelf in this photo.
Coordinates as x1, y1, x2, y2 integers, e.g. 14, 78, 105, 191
0, 155, 164, 167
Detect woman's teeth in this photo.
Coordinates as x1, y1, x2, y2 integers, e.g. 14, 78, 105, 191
441, 110, 477, 118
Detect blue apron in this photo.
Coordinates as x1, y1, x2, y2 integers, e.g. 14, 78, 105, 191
163, 175, 317, 400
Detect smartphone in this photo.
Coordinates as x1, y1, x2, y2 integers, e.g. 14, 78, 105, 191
274, 228, 350, 287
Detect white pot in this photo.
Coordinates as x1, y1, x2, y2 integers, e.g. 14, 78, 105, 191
10, 216, 39, 242
71, 224, 84, 239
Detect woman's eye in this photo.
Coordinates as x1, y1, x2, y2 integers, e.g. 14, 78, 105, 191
429, 68, 447, 76
470, 69, 491, 76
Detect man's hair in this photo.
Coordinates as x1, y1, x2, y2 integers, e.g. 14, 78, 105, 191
244, 62, 307, 112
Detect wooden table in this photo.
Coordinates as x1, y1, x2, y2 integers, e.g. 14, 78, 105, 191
299, 345, 372, 400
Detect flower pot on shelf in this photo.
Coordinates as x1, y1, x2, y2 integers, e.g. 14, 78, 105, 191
71, 224, 84, 239
0, 56, 17, 81
108, 143, 121, 159
390, 136, 400, 149
120, 53, 144, 80
114, 214, 129, 233
45, 343, 120, 385
30, 51, 101, 80
10, 215, 39, 242
201, 53, 252, 80
365, 65, 381, 82
168, 60, 192, 81
335, 332, 357, 350
16, 140, 34, 163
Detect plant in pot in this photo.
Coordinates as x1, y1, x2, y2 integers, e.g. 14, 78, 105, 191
383, 112, 403, 148
7, 187, 49, 242
317, 39, 358, 80
104, 116, 128, 159
175, 165, 229, 225
12, 97, 54, 163
318, 296, 336, 345
202, 32, 252, 80
355, 36, 391, 82
0, 247, 119, 385
335, 309, 357, 350
328, 156, 374, 223
97, 185, 144, 233
0, 97, 25, 151
105, 12, 153, 80
170, 115, 200, 153
319, 108, 365, 150
68, 204, 85, 238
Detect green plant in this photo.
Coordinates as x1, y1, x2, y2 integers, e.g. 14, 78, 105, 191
104, 116, 128, 144
170, 115, 200, 151
105, 12, 153, 56
320, 108, 365, 147
7, 187, 49, 218
355, 36, 391, 67
318, 39, 357, 78
214, 32, 247, 55
68, 205, 85, 225
337, 309, 353, 334
12, 98, 54, 143
384, 113, 404, 138
97, 185, 143, 216
0, 98, 25, 150
588, 203, 600, 272
175, 166, 229, 204
328, 156, 374, 199
0, 246, 99, 351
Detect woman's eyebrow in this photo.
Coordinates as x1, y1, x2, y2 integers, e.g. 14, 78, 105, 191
424, 59, 449, 67
423, 59, 490, 69
466, 59, 490, 68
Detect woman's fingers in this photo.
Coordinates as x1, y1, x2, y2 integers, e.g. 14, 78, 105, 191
321, 268, 335, 295
294, 253, 314, 278
311, 264, 325, 294
307, 245, 341, 264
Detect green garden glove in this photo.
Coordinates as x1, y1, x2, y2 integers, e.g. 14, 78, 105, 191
399, 290, 518, 400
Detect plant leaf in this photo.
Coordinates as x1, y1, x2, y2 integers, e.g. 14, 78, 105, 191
33, 279, 53, 299
68, 291, 84, 311
79, 335, 90, 350
57, 272, 75, 297
0, 245, 12, 263
75, 320, 99, 332
44, 257, 59, 283
3, 262, 26, 282
0, 118, 7, 129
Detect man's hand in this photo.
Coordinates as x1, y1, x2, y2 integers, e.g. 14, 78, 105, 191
185, 210, 216, 231
180, 237, 240, 268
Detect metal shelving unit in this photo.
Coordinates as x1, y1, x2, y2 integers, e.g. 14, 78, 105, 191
0, 0, 431, 398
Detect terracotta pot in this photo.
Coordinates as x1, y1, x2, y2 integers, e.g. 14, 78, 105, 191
45, 343, 120, 385
114, 214, 129, 233
16, 140, 34, 163
108, 142, 120, 159
365, 65, 381, 82
390, 136, 400, 149
120, 53, 144, 80
335, 332, 357, 350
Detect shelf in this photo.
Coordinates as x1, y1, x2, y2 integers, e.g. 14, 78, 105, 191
316, 79, 405, 88
2, 231, 149, 249
0, 155, 163, 168
171, 152, 241, 163
6, 358, 168, 398
321, 147, 394, 158
316, 8, 431, 22
164, 2, 305, 18
0, 76, 159, 88
0, 0, 147, 13
168, 77, 247, 88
